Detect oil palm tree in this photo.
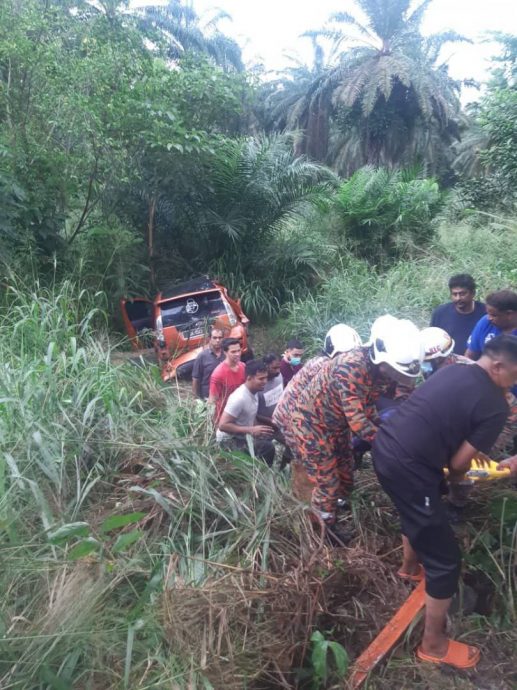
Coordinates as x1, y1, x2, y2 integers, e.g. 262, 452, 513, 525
137, 0, 243, 72
265, 0, 466, 174
260, 37, 334, 160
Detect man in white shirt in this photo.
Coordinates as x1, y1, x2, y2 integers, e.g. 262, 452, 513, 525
216, 360, 275, 465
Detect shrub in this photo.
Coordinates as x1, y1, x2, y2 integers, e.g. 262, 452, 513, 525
281, 218, 517, 351
334, 166, 443, 265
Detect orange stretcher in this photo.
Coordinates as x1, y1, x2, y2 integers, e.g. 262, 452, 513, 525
349, 580, 426, 688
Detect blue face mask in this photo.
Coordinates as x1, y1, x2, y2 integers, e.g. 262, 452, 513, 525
421, 361, 434, 377
290, 357, 302, 367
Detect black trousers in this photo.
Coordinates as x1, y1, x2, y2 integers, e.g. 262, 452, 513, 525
373, 452, 461, 599
220, 436, 276, 467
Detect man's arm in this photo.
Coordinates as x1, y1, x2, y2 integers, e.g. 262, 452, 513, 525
497, 456, 517, 474
448, 440, 478, 477
338, 368, 380, 443
191, 355, 203, 398
218, 411, 273, 437
208, 371, 221, 405
192, 377, 201, 398
464, 319, 484, 360
464, 348, 480, 360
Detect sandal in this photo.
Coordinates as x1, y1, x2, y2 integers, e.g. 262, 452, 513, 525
397, 564, 424, 582
416, 639, 480, 669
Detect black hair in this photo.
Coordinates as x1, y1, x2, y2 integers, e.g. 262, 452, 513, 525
263, 352, 280, 365
245, 359, 267, 378
486, 289, 517, 312
483, 334, 517, 363
210, 326, 224, 336
448, 273, 476, 293
286, 338, 304, 350
222, 337, 241, 352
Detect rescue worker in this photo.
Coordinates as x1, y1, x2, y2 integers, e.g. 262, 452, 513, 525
277, 317, 422, 543
372, 335, 517, 669
273, 324, 362, 503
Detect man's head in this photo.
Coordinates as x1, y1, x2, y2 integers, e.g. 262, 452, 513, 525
370, 318, 422, 383
485, 290, 517, 332
448, 274, 476, 314
263, 353, 282, 380
222, 337, 242, 365
245, 359, 269, 393
284, 338, 304, 367
209, 328, 224, 352
420, 327, 455, 376
478, 335, 517, 390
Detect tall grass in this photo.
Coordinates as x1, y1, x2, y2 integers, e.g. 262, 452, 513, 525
281, 219, 517, 349
0, 276, 347, 689
1, 249, 515, 689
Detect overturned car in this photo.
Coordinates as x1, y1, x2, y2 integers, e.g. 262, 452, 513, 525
120, 277, 251, 381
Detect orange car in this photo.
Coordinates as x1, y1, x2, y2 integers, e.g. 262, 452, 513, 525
121, 277, 251, 382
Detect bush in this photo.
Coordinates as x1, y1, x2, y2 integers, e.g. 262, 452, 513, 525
334, 166, 443, 265
281, 218, 517, 351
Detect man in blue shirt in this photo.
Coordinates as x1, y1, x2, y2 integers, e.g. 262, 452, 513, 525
466, 289, 517, 396
430, 274, 485, 355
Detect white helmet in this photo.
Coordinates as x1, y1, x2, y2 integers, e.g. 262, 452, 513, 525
324, 324, 362, 358
420, 327, 454, 361
366, 314, 400, 346
370, 318, 422, 377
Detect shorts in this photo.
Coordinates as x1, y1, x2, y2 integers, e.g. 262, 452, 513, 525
373, 452, 461, 599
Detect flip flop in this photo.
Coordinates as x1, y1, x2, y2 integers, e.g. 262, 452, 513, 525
397, 564, 424, 582
416, 639, 480, 669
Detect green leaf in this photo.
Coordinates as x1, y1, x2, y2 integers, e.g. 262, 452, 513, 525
100, 512, 145, 533
68, 538, 101, 560
48, 522, 90, 544
166, 143, 183, 153
328, 641, 349, 677
311, 632, 329, 683
112, 529, 143, 554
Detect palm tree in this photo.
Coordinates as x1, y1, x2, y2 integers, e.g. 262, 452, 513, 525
264, 0, 466, 174
260, 36, 334, 160
136, 0, 243, 72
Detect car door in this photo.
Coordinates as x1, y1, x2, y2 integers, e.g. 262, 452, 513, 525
120, 298, 154, 350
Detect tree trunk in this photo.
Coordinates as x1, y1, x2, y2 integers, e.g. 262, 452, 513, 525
148, 196, 157, 290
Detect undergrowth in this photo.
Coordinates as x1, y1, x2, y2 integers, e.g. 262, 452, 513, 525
280, 219, 517, 349
0, 252, 516, 689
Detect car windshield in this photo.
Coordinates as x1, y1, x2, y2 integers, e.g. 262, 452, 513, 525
159, 291, 228, 335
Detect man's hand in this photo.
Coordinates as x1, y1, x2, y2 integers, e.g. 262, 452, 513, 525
496, 456, 517, 475
474, 452, 491, 469
251, 425, 274, 437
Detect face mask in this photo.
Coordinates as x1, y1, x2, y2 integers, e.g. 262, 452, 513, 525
290, 357, 301, 367
421, 361, 434, 377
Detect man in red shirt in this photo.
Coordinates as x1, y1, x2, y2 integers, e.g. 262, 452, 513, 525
209, 338, 245, 422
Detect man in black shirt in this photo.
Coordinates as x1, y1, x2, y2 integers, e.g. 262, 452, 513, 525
430, 274, 485, 355
373, 335, 517, 670
191, 327, 224, 399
